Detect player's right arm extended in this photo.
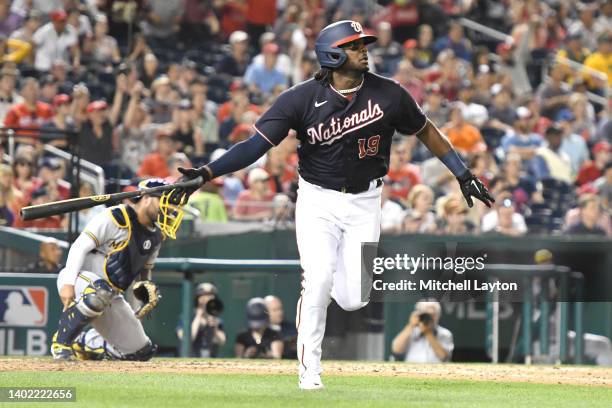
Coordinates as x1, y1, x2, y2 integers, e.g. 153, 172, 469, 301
177, 133, 273, 186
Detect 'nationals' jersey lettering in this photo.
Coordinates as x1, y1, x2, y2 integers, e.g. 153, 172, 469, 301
254, 72, 426, 189
306, 99, 384, 145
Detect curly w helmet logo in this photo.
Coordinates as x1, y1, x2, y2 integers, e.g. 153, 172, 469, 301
0, 286, 48, 327
351, 22, 363, 33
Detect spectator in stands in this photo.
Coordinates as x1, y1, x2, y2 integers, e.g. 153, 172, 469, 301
421, 83, 447, 129
264, 295, 297, 360
188, 178, 228, 223
531, 125, 572, 183
140, 0, 184, 47
181, 0, 219, 45
502, 152, 538, 208
217, 79, 259, 125
77, 100, 115, 167
252, 32, 292, 78
501, 106, 543, 161
482, 196, 527, 236
137, 129, 176, 179
72, 181, 103, 229
118, 82, 156, 174
393, 60, 424, 105
414, 24, 435, 68
557, 109, 589, 175
536, 63, 570, 120
179, 282, 226, 358
0, 0, 23, 37
0, 65, 20, 123
436, 196, 474, 235
441, 103, 486, 155
577, 142, 611, 186
91, 14, 120, 67
433, 21, 472, 62
172, 99, 204, 157
371, 21, 402, 77
25, 237, 63, 273
245, 0, 276, 50
18, 186, 65, 229
216, 30, 251, 77
37, 158, 69, 200
391, 299, 454, 363
595, 161, 612, 207
568, 2, 602, 51
41, 93, 74, 150
32, 9, 79, 72
10, 11, 41, 63
11, 153, 38, 199
66, 7, 93, 39
190, 78, 219, 147
564, 194, 609, 237
244, 42, 288, 96
4, 77, 53, 144
583, 32, 612, 90
403, 184, 436, 234
233, 167, 274, 221
235, 297, 282, 359
488, 87, 517, 128
386, 141, 421, 204
381, 179, 405, 234
0, 163, 22, 226
556, 33, 590, 65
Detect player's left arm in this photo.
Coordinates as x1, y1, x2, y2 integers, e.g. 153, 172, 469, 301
416, 119, 495, 208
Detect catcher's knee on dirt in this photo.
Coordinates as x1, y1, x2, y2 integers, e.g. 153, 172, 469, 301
54, 280, 114, 347
121, 340, 157, 361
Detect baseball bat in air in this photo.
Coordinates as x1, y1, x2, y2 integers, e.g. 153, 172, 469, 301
20, 177, 203, 221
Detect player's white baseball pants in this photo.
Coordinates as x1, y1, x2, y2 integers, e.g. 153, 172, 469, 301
56, 270, 150, 355
295, 176, 381, 376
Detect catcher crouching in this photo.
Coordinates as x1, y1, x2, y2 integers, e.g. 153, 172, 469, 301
51, 178, 186, 361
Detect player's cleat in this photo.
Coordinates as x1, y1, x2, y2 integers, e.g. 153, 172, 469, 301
71, 334, 106, 361
299, 374, 324, 390
51, 343, 76, 361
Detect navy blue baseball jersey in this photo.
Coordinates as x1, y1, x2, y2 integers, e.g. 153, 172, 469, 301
253, 72, 427, 190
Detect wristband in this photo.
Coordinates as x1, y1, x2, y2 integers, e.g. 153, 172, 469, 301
440, 149, 468, 178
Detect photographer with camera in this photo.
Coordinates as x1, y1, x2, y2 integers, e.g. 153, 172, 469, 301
177, 282, 226, 357
234, 297, 283, 359
391, 299, 454, 363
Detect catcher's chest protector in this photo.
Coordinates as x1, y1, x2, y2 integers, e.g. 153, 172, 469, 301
104, 206, 162, 291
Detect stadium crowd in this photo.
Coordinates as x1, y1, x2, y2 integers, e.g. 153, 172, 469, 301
0, 0, 610, 237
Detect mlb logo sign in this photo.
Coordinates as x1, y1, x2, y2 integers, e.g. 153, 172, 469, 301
0, 286, 48, 327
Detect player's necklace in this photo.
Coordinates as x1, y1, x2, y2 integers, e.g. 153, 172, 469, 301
336, 78, 364, 94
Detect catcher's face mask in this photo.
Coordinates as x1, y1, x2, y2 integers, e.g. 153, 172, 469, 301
157, 190, 185, 239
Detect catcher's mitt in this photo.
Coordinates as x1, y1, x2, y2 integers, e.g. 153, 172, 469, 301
133, 280, 161, 319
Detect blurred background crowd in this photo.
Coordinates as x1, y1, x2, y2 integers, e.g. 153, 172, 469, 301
0, 0, 610, 237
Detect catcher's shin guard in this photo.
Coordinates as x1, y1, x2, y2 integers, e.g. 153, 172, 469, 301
53, 280, 114, 357
71, 330, 107, 361
121, 340, 158, 361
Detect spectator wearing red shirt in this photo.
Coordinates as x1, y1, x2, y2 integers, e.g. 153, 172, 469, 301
137, 129, 176, 179
4, 77, 53, 145
220, 0, 248, 39
246, 0, 276, 48
217, 80, 261, 124
576, 141, 611, 186
386, 142, 421, 204
233, 168, 274, 221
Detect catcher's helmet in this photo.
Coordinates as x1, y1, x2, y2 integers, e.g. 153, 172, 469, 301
315, 20, 377, 69
134, 178, 186, 240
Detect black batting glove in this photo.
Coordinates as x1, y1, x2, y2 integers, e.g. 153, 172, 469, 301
168, 166, 211, 204
457, 170, 495, 208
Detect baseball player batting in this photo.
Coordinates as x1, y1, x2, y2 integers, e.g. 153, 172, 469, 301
175, 20, 494, 389
51, 179, 186, 361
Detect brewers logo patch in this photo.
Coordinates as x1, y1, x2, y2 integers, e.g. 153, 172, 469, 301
0, 286, 48, 327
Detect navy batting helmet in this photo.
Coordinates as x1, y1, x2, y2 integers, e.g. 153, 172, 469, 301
315, 20, 377, 69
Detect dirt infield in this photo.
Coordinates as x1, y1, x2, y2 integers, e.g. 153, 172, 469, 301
1, 358, 611, 387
